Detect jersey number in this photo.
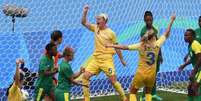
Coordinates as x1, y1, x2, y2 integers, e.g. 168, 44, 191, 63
146, 52, 155, 65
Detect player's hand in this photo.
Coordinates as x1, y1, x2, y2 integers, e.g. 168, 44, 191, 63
178, 64, 185, 71
53, 67, 58, 73
121, 60, 127, 67
80, 67, 85, 73
171, 14, 176, 21
83, 5, 89, 13
16, 58, 23, 66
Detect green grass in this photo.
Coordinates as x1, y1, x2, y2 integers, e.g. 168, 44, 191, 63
72, 91, 187, 101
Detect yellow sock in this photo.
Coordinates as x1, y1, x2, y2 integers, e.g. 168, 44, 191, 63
130, 94, 137, 101
82, 77, 90, 101
145, 94, 152, 101
113, 82, 127, 100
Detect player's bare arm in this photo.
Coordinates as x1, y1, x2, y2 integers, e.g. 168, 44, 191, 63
81, 5, 93, 30
178, 59, 191, 71
163, 15, 176, 38
115, 45, 127, 66
106, 44, 129, 50
15, 59, 21, 86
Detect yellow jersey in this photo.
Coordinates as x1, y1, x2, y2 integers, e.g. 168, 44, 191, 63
89, 24, 117, 60
128, 35, 166, 75
8, 82, 24, 101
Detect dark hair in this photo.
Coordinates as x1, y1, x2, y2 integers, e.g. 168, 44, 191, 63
6, 72, 24, 96
45, 42, 56, 54
186, 29, 196, 38
51, 30, 63, 42
199, 16, 201, 20
144, 11, 153, 19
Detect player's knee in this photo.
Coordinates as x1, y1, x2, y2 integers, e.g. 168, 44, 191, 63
145, 87, 152, 94
129, 86, 137, 94
109, 75, 117, 85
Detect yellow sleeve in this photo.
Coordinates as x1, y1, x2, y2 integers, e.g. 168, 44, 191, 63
9, 82, 18, 95
128, 43, 141, 50
89, 24, 97, 32
111, 32, 117, 44
155, 35, 166, 47
192, 41, 201, 54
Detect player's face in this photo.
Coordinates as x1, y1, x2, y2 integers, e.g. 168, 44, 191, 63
184, 31, 193, 43
144, 16, 153, 28
199, 18, 201, 28
57, 37, 62, 45
96, 16, 106, 28
66, 52, 74, 61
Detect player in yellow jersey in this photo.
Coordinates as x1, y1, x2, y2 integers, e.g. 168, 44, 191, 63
81, 5, 128, 101
106, 15, 176, 101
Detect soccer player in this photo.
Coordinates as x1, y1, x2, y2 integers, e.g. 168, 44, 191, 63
106, 15, 176, 101
7, 59, 26, 101
49, 30, 63, 65
178, 29, 201, 101
35, 43, 58, 101
141, 11, 163, 100
54, 47, 86, 101
81, 5, 127, 101
48, 30, 63, 85
184, 16, 201, 62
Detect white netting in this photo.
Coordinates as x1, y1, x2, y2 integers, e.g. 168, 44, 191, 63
0, 0, 201, 100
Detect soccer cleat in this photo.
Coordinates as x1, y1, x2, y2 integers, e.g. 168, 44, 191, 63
152, 95, 162, 101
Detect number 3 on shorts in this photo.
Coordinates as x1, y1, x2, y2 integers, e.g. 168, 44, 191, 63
146, 51, 155, 65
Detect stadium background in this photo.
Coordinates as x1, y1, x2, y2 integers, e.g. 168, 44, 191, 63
0, 0, 201, 100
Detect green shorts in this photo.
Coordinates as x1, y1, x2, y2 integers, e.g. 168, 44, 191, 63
34, 86, 55, 101
54, 88, 70, 101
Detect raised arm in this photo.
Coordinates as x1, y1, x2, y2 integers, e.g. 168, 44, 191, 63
14, 59, 21, 86
81, 5, 95, 31
163, 15, 176, 38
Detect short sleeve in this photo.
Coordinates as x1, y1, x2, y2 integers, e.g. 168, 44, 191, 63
89, 24, 97, 32
155, 35, 166, 47
39, 58, 50, 72
63, 65, 74, 78
128, 43, 141, 50
111, 32, 117, 44
192, 41, 201, 54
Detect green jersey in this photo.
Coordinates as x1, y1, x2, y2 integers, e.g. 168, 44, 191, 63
195, 28, 201, 43
56, 60, 74, 92
140, 25, 159, 37
35, 55, 54, 88
189, 40, 201, 67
